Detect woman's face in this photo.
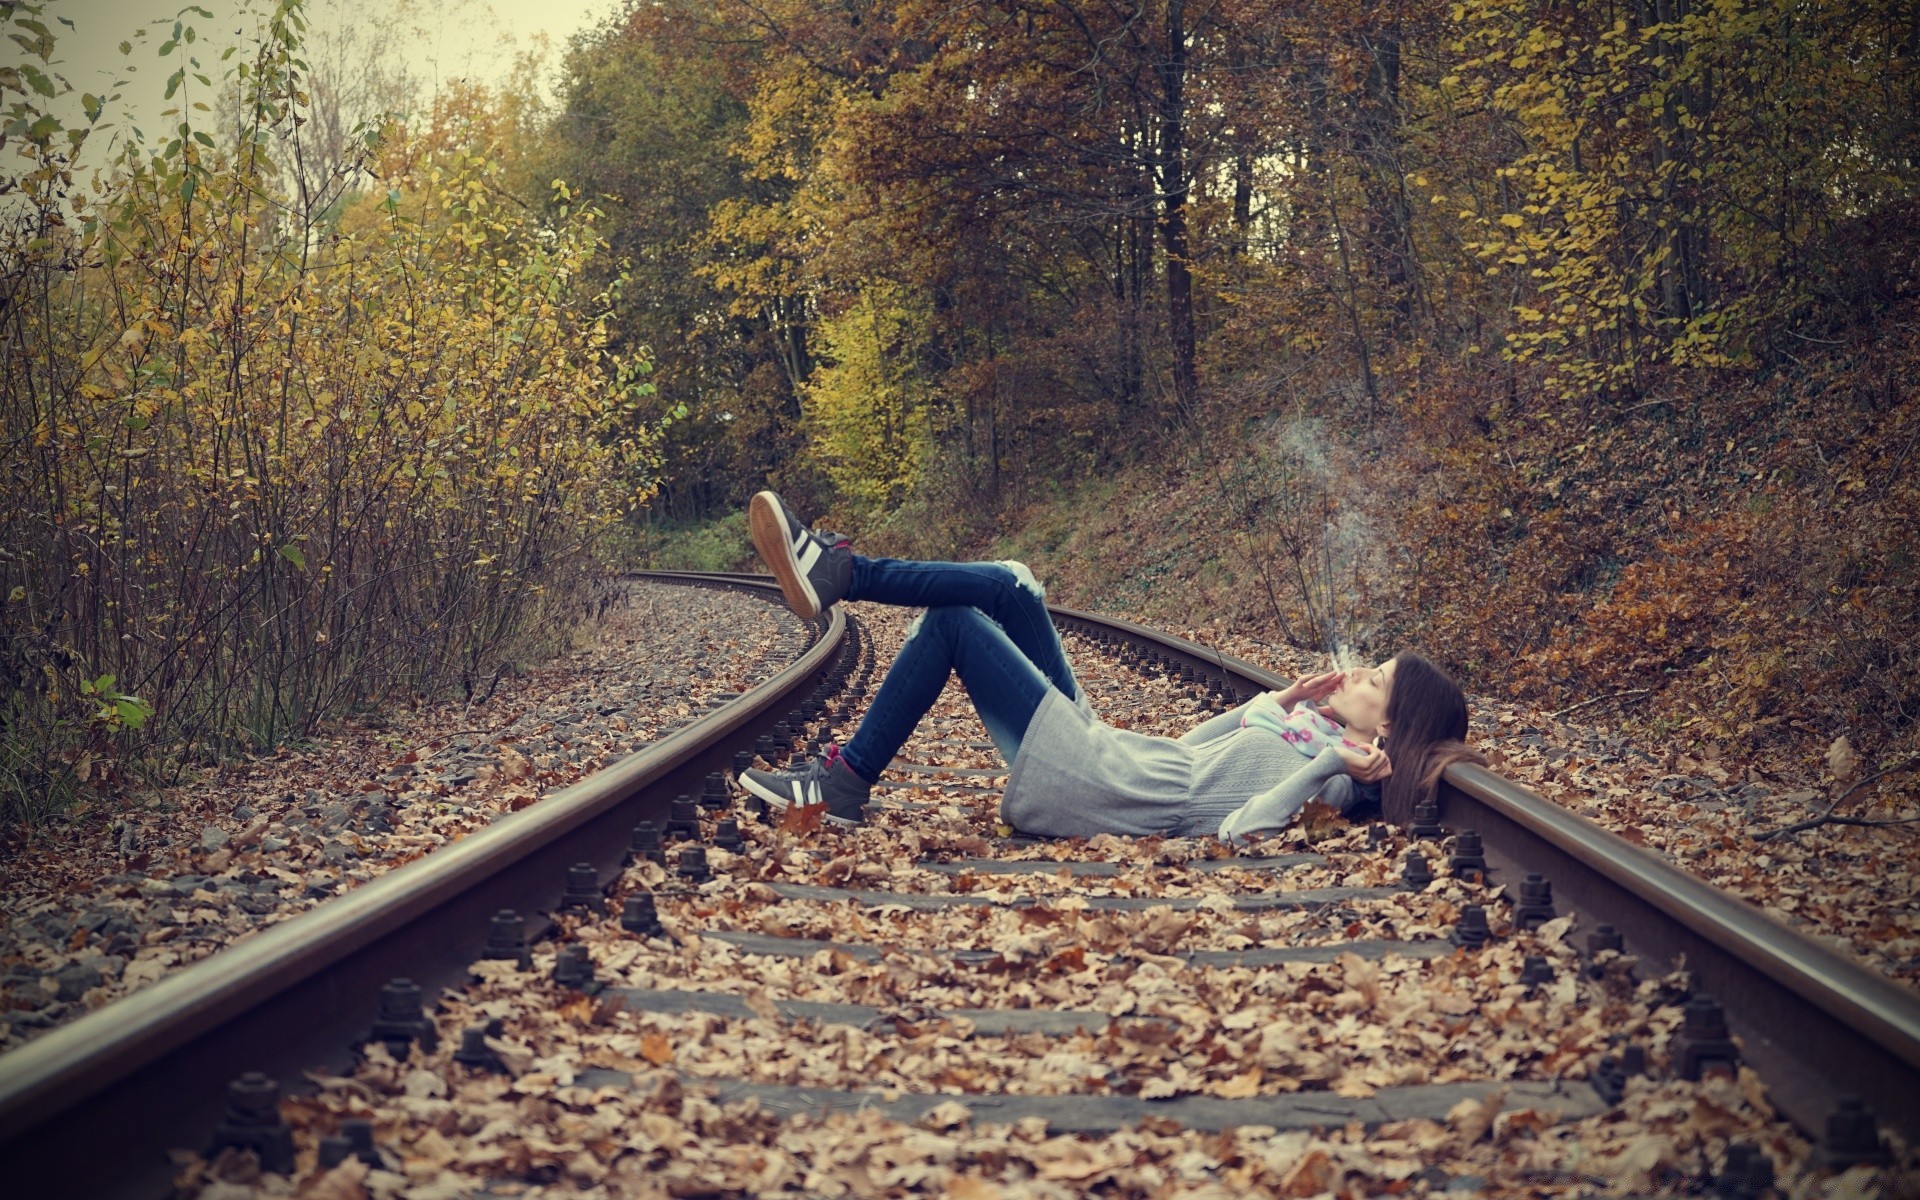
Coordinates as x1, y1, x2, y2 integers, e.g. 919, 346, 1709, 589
1328, 658, 1395, 738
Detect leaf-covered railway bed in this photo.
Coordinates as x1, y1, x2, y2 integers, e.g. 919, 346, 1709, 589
0, 582, 813, 1057
2, 575, 1916, 1198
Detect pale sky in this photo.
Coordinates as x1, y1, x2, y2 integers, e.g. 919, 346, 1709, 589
34, 0, 625, 169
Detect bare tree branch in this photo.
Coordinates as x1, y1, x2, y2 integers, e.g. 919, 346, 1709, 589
1753, 755, 1920, 842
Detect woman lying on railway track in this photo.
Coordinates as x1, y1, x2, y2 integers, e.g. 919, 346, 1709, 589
738, 491, 1481, 840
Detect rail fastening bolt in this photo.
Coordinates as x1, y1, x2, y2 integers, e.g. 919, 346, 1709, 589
622, 892, 664, 937
1448, 830, 1488, 881
561, 862, 600, 911
316, 1136, 354, 1170
1513, 873, 1556, 930
1585, 923, 1625, 978
1402, 851, 1434, 891
628, 821, 666, 866
453, 1025, 504, 1073
1590, 1054, 1627, 1105
1519, 955, 1554, 987
1817, 1095, 1890, 1170
1450, 904, 1493, 949
340, 1118, 380, 1166
483, 909, 532, 969
553, 943, 599, 993
700, 772, 729, 810
369, 976, 436, 1055
679, 844, 713, 884
664, 797, 701, 840
1713, 1143, 1774, 1199
209, 1072, 296, 1174
1410, 802, 1444, 839
1675, 994, 1740, 1080
713, 819, 745, 852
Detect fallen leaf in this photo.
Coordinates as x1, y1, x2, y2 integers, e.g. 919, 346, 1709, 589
1215, 1069, 1262, 1098
1827, 736, 1859, 782
297, 1158, 369, 1200
638, 1031, 674, 1065
1447, 1089, 1505, 1143
778, 802, 827, 835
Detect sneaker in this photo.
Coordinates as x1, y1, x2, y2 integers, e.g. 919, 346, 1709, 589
739, 747, 871, 827
749, 490, 853, 619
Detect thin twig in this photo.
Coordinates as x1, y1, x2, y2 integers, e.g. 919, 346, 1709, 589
1819, 814, 1920, 830
1621, 396, 1676, 414
1548, 688, 1651, 720
1753, 756, 1920, 842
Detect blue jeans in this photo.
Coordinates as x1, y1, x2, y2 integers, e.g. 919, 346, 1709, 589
836, 559, 1079, 782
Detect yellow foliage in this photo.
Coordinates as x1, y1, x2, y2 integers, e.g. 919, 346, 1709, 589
803, 284, 934, 516
0, 2, 654, 809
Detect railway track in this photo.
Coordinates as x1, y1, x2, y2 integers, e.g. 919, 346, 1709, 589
0, 570, 1914, 1196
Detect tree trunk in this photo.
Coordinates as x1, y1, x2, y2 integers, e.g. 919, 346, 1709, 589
1157, 0, 1198, 409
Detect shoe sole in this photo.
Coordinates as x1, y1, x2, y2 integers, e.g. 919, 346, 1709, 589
739, 773, 864, 827
749, 491, 821, 619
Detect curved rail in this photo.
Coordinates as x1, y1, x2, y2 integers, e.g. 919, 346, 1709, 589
642, 583, 1920, 1135
2, 570, 1915, 1197
0, 576, 844, 1200
1047, 602, 1920, 1141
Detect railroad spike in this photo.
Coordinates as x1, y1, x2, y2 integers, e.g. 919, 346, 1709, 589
1816, 1096, 1890, 1170
1674, 995, 1740, 1080
1512, 873, 1556, 930
482, 909, 532, 969
560, 862, 600, 911
208, 1072, 296, 1175
368, 976, 436, 1055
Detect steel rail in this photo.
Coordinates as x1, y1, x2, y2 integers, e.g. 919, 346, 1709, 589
642, 586, 1920, 1135
0, 577, 843, 1200
3, 570, 1914, 1194
1044, 602, 1920, 1143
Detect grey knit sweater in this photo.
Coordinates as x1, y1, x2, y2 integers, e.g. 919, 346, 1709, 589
999, 689, 1353, 841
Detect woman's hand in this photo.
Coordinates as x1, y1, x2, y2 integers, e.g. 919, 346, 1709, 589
1335, 741, 1393, 784
1278, 671, 1343, 710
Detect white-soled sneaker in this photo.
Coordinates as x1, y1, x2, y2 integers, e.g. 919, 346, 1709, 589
749, 490, 853, 619
739, 750, 871, 827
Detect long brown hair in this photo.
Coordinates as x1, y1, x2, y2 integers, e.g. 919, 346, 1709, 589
1380, 652, 1484, 826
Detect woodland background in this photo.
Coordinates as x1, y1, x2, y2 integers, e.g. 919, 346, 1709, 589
2, 0, 1916, 824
